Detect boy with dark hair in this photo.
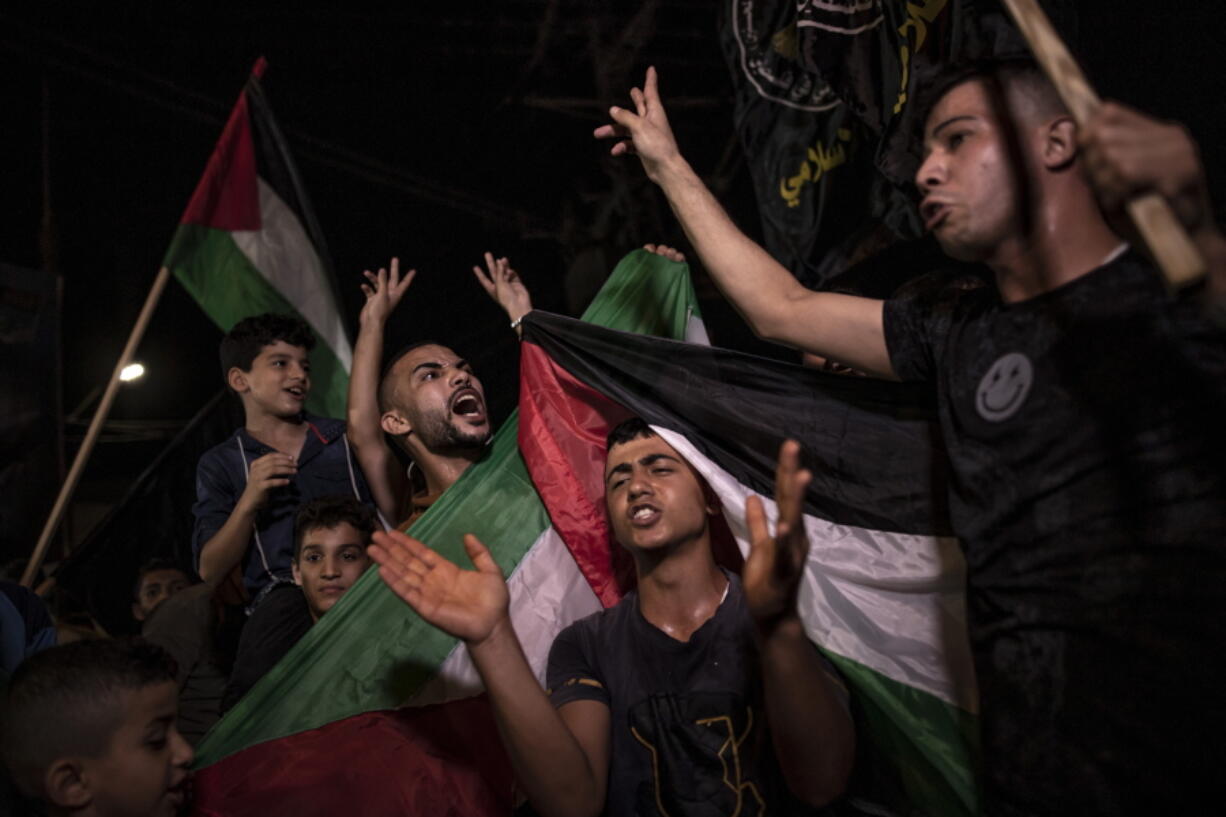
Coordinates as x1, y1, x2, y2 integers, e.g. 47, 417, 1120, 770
131, 560, 191, 624
291, 494, 377, 622
192, 312, 372, 604
370, 418, 854, 816
221, 495, 375, 711
0, 638, 193, 816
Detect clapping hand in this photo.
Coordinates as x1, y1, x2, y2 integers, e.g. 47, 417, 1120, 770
742, 440, 813, 628
369, 530, 510, 646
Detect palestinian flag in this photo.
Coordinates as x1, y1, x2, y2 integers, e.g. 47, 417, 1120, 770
189, 250, 707, 815
517, 310, 980, 817
163, 58, 352, 417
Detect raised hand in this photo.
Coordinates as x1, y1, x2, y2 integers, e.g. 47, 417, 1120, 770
594, 67, 683, 184
359, 257, 417, 327
472, 251, 533, 325
642, 244, 686, 263
238, 452, 297, 510
1080, 102, 1214, 234
368, 530, 510, 645
742, 440, 813, 627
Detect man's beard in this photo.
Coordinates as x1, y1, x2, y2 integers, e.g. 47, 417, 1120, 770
415, 410, 490, 453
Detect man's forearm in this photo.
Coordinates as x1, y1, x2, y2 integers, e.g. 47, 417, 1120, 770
468, 619, 605, 817
653, 158, 895, 377
198, 503, 257, 583
348, 316, 403, 522
655, 158, 810, 339
348, 316, 386, 449
757, 616, 855, 807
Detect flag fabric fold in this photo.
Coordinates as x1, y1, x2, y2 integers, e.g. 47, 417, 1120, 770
162, 58, 352, 417
517, 309, 979, 817
190, 250, 704, 816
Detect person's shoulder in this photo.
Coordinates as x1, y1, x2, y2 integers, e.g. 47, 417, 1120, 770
144, 584, 212, 629
304, 414, 347, 444
892, 266, 994, 313
558, 591, 637, 644
198, 428, 245, 467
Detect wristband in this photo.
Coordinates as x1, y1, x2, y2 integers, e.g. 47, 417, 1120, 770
510, 316, 524, 330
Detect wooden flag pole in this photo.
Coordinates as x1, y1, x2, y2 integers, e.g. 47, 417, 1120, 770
1001, 0, 1205, 288
21, 266, 173, 588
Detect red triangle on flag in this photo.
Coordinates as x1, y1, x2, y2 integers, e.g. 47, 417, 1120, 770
180, 67, 263, 231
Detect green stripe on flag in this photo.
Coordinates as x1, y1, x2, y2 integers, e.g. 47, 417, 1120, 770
579, 249, 702, 334
164, 223, 348, 417
195, 249, 703, 767
826, 653, 979, 816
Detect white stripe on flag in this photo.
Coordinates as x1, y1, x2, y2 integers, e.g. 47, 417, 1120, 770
232, 179, 354, 370
408, 526, 602, 707
655, 427, 978, 712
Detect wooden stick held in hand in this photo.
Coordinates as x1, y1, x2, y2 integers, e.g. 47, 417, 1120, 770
1001, 0, 1205, 287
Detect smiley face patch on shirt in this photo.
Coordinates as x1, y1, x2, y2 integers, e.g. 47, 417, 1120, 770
975, 352, 1033, 422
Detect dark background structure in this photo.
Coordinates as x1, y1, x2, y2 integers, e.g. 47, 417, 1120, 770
1, 1, 1223, 599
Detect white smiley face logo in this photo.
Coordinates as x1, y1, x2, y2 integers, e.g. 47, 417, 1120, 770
975, 352, 1033, 422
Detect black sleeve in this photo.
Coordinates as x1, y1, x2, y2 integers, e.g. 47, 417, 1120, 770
221, 585, 313, 712
545, 621, 609, 709
882, 295, 938, 383
882, 274, 980, 383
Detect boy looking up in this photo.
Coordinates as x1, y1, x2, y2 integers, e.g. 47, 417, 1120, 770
192, 313, 371, 605
370, 419, 854, 816
0, 639, 193, 817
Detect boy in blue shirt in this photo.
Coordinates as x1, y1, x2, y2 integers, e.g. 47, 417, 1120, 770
192, 313, 371, 607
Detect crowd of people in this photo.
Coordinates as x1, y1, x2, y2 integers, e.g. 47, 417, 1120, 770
2, 55, 1224, 817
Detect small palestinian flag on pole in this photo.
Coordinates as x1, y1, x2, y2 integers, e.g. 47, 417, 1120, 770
163, 58, 352, 416
517, 310, 981, 817
189, 251, 706, 816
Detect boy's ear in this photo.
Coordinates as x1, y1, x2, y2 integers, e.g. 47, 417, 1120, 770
226, 366, 250, 394
381, 409, 411, 438
1042, 115, 1079, 170
44, 757, 91, 810
132, 601, 146, 622
291, 559, 302, 586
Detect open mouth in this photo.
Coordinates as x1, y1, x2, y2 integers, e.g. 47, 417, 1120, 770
629, 503, 661, 527
285, 385, 306, 400
921, 200, 950, 232
167, 775, 191, 810
450, 388, 486, 419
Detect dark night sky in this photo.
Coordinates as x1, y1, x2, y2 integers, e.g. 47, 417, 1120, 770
2, 1, 1224, 549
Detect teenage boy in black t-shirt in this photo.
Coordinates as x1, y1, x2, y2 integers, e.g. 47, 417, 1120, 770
596, 60, 1226, 815
369, 419, 854, 817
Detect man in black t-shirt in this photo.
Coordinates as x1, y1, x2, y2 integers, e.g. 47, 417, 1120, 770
597, 60, 1226, 815
369, 418, 855, 816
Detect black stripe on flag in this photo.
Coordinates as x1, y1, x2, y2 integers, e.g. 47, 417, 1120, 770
522, 311, 952, 536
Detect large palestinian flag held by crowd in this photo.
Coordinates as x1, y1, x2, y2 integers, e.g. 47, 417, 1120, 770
162, 58, 352, 417
189, 250, 709, 815
516, 310, 980, 816
191, 250, 977, 815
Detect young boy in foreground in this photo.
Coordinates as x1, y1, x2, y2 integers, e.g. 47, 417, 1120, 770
0, 639, 193, 817
370, 418, 854, 816
192, 313, 371, 606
